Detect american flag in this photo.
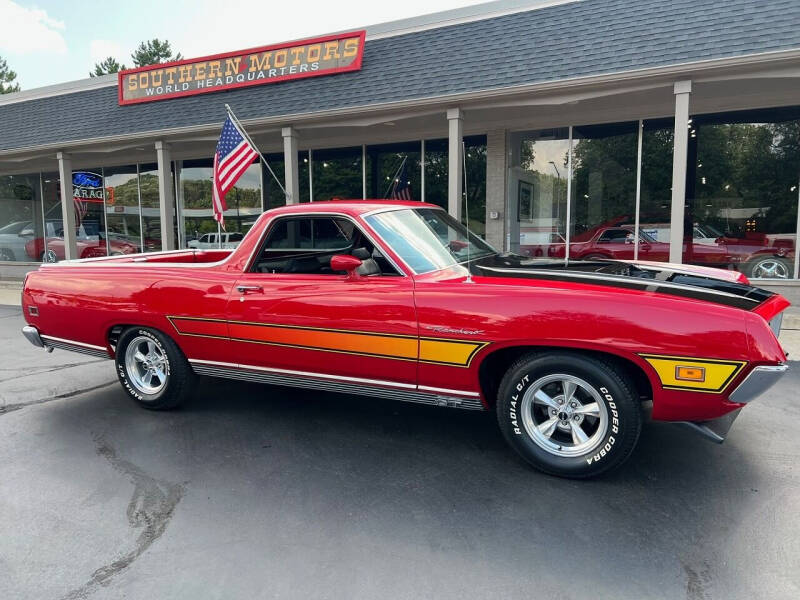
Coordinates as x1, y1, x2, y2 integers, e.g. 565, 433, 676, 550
73, 198, 88, 227
213, 116, 258, 228
388, 158, 413, 200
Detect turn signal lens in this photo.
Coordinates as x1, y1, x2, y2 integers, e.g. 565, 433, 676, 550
675, 366, 706, 382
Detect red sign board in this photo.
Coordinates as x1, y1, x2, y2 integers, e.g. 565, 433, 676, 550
118, 31, 366, 105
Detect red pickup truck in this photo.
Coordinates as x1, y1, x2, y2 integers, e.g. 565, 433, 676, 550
21, 201, 790, 478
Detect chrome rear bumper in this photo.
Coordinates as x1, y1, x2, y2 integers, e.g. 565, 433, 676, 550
22, 325, 50, 350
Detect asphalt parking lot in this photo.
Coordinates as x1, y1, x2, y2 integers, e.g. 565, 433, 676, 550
0, 305, 798, 600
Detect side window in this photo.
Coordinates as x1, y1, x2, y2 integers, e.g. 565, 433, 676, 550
229, 233, 244, 242
598, 229, 630, 243
252, 216, 399, 276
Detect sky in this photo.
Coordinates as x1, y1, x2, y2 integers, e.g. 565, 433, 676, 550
0, 0, 490, 91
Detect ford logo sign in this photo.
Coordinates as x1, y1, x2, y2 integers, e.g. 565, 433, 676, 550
72, 172, 103, 188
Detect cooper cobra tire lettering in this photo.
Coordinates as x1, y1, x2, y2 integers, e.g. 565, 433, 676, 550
115, 326, 193, 411
495, 352, 642, 479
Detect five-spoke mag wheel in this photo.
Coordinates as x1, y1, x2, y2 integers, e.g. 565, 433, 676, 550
521, 374, 608, 457
125, 335, 169, 394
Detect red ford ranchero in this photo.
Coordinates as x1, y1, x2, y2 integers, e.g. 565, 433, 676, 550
21, 201, 790, 478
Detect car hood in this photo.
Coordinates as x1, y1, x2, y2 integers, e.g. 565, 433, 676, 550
467, 253, 775, 311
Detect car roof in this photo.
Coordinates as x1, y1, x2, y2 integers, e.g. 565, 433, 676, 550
263, 200, 442, 218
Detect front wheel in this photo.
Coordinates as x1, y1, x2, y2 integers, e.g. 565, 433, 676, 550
496, 352, 641, 478
115, 327, 194, 410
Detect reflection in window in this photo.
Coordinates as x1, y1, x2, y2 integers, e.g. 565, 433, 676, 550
366, 141, 421, 200
180, 158, 262, 248
637, 119, 674, 250
508, 128, 570, 257
262, 154, 286, 210
687, 108, 799, 279
569, 122, 638, 261
137, 163, 162, 252
311, 147, 362, 201
104, 165, 142, 254
0, 173, 44, 262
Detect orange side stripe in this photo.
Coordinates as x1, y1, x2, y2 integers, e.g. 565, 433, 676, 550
229, 323, 419, 360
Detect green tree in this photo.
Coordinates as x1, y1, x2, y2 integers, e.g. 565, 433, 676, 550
0, 56, 20, 94
131, 39, 182, 67
90, 56, 126, 77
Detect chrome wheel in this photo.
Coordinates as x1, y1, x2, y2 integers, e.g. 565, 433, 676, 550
124, 335, 168, 395
750, 258, 789, 279
520, 374, 609, 458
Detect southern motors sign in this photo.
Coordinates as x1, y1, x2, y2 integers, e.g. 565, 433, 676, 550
118, 31, 365, 105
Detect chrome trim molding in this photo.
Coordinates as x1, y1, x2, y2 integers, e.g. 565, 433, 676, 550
39, 334, 110, 358
728, 364, 788, 404
189, 359, 484, 410
417, 384, 481, 397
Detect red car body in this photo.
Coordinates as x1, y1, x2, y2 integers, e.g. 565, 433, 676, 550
20, 201, 790, 474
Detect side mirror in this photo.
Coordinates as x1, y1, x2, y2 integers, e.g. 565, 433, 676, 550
330, 254, 362, 277
18, 229, 34, 237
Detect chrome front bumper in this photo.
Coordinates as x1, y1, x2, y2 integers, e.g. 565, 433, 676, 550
728, 364, 789, 404
681, 363, 788, 444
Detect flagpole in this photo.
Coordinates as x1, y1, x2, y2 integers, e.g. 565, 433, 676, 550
224, 104, 291, 204
217, 221, 222, 249
383, 155, 408, 199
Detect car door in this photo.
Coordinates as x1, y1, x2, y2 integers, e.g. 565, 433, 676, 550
226, 213, 418, 386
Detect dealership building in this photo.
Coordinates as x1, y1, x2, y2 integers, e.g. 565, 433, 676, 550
1, 0, 800, 298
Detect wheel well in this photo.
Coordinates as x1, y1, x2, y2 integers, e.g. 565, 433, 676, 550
478, 346, 653, 407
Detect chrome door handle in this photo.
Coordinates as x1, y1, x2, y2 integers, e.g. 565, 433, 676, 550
236, 285, 263, 294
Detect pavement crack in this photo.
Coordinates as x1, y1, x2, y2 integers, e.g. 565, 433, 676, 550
0, 359, 109, 383
0, 380, 118, 416
61, 435, 185, 600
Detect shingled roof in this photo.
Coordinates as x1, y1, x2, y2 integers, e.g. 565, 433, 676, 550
1, 0, 799, 153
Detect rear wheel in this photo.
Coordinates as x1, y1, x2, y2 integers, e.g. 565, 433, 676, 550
496, 352, 641, 478
115, 327, 194, 410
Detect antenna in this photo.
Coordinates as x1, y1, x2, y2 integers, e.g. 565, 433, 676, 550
463, 140, 473, 284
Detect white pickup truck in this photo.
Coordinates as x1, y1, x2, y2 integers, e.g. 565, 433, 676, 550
186, 232, 244, 249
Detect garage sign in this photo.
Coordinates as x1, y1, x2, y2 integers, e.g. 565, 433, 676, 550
118, 31, 366, 105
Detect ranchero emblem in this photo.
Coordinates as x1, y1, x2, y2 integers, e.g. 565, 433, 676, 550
424, 325, 485, 335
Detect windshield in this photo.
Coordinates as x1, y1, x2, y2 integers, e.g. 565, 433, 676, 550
364, 208, 496, 274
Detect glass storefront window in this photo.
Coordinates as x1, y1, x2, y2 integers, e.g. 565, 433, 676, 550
508, 128, 570, 257
424, 139, 448, 210
366, 141, 421, 200
569, 122, 639, 260
311, 146, 362, 201
104, 165, 142, 254
0, 173, 44, 262
686, 108, 800, 279
180, 158, 262, 248
263, 154, 286, 210
637, 118, 674, 253
138, 163, 162, 252
464, 136, 487, 237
